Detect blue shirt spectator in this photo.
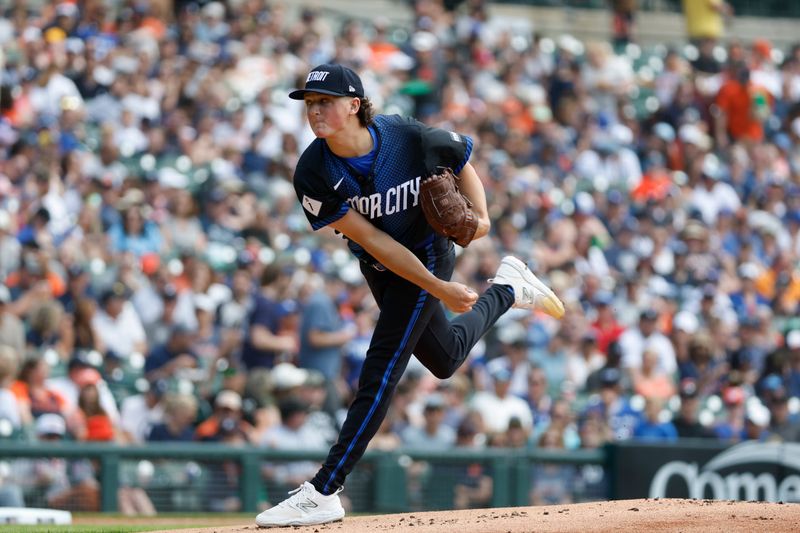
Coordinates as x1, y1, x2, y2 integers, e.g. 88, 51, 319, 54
298, 280, 353, 380
144, 326, 199, 381
147, 394, 197, 442
633, 419, 678, 441
108, 206, 162, 258
147, 422, 194, 442
240, 264, 296, 370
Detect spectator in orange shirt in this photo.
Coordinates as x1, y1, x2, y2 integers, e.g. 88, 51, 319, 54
195, 390, 253, 443
631, 153, 673, 203
590, 292, 626, 355
4, 249, 67, 317
610, 0, 637, 48
633, 349, 677, 400
715, 61, 770, 146
366, 19, 403, 73
10, 357, 68, 423
72, 383, 116, 442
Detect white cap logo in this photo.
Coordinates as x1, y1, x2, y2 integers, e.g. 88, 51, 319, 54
306, 71, 330, 82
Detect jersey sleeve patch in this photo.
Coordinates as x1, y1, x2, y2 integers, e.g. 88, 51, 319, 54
293, 155, 348, 231
302, 195, 323, 216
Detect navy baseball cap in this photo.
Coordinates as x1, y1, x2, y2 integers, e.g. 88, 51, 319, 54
289, 64, 365, 100
600, 367, 621, 387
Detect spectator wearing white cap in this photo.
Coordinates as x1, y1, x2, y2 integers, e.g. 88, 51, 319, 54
268, 362, 310, 403
689, 153, 741, 226
619, 308, 677, 378
260, 396, 329, 494
195, 389, 253, 443
197, 2, 229, 43
10, 413, 101, 511
743, 401, 771, 441
470, 365, 533, 435
36, 412, 68, 438
670, 309, 699, 367
486, 322, 532, 397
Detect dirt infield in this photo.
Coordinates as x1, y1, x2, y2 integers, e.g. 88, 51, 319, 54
148, 498, 800, 533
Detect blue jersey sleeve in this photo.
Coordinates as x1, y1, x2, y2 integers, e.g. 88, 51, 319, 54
419, 123, 474, 175
293, 146, 349, 231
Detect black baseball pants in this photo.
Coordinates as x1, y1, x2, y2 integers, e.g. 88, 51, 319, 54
311, 238, 514, 494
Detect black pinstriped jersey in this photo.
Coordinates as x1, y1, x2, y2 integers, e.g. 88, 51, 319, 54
293, 114, 473, 261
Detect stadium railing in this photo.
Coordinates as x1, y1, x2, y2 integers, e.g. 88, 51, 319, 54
0, 442, 607, 513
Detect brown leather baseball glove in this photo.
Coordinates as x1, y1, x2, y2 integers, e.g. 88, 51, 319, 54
420, 167, 478, 247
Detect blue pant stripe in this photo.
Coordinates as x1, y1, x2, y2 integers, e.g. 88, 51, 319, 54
323, 243, 435, 494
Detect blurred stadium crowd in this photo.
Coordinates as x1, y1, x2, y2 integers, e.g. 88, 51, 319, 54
1, 0, 800, 513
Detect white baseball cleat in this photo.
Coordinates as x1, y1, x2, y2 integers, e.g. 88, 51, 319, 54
489, 256, 565, 319
255, 482, 344, 528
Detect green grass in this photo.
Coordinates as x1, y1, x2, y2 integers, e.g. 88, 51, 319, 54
0, 527, 185, 533
0, 512, 256, 532
74, 513, 252, 519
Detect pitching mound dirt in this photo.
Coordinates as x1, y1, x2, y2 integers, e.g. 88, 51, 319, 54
149, 498, 800, 533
